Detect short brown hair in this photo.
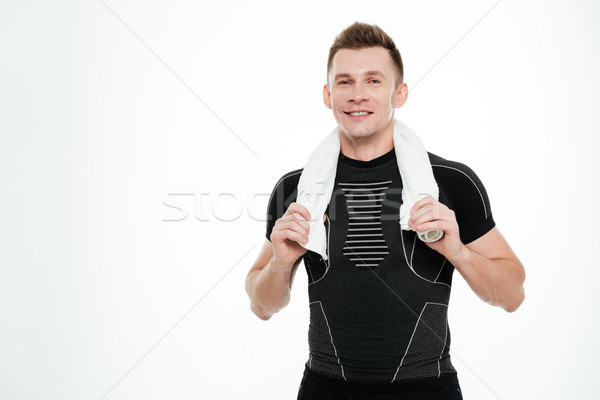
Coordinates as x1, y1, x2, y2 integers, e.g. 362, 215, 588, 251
327, 22, 404, 87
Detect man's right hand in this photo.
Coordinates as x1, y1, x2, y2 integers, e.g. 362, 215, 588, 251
269, 202, 324, 270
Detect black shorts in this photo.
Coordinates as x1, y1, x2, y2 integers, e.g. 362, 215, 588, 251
297, 366, 463, 400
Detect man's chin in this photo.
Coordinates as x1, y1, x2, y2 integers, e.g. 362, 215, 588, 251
340, 128, 374, 142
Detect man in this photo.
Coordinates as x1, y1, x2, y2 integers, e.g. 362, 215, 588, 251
245, 22, 525, 399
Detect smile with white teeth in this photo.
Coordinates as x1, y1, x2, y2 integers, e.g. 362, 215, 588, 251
347, 111, 371, 116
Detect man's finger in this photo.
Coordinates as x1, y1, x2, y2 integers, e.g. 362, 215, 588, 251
287, 202, 311, 221
276, 218, 309, 237
288, 212, 310, 231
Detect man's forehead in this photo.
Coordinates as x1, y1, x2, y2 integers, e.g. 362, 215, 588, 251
330, 47, 393, 77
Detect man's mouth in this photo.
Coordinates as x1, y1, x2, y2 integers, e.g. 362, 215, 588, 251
344, 111, 373, 116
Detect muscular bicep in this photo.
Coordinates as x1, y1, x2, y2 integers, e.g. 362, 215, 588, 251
466, 226, 523, 268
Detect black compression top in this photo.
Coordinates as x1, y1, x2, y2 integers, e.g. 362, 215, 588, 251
265, 148, 496, 388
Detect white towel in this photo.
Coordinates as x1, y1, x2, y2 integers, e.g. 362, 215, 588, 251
295, 119, 443, 260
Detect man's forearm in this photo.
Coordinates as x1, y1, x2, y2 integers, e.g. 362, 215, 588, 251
246, 258, 293, 320
449, 245, 525, 312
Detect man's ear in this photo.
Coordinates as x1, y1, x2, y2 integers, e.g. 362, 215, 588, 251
323, 84, 332, 109
394, 82, 409, 108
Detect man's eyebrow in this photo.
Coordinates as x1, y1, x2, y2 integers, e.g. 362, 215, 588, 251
333, 71, 386, 81
364, 70, 385, 77
333, 73, 352, 81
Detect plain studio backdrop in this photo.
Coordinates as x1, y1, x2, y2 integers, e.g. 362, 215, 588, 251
1, 0, 599, 399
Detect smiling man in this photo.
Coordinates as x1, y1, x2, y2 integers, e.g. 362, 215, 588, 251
326, 45, 404, 162
245, 22, 525, 399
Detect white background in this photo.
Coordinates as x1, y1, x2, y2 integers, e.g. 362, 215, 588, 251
1, 0, 599, 399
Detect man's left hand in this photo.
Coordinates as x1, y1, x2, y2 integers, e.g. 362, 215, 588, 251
407, 195, 465, 261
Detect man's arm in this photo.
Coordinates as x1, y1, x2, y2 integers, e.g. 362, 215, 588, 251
245, 239, 303, 321
447, 226, 525, 312
409, 196, 525, 313
245, 202, 314, 321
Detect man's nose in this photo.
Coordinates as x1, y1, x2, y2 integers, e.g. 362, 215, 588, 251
349, 83, 368, 102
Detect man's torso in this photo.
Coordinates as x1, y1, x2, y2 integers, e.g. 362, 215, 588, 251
265, 148, 495, 386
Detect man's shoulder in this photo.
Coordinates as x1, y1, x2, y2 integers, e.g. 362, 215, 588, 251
427, 151, 484, 187
428, 151, 475, 176
275, 167, 304, 185
271, 167, 303, 191
267, 167, 303, 205
427, 152, 495, 243
427, 150, 493, 214
427, 151, 492, 200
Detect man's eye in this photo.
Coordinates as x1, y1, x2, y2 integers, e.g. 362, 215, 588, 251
370, 79, 381, 84
339, 81, 350, 85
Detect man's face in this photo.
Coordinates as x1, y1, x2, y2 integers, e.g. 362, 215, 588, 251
323, 46, 407, 142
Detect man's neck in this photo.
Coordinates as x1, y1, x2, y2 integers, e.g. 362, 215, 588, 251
339, 122, 394, 162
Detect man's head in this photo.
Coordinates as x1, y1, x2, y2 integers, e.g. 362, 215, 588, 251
323, 22, 408, 146
326, 22, 404, 89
